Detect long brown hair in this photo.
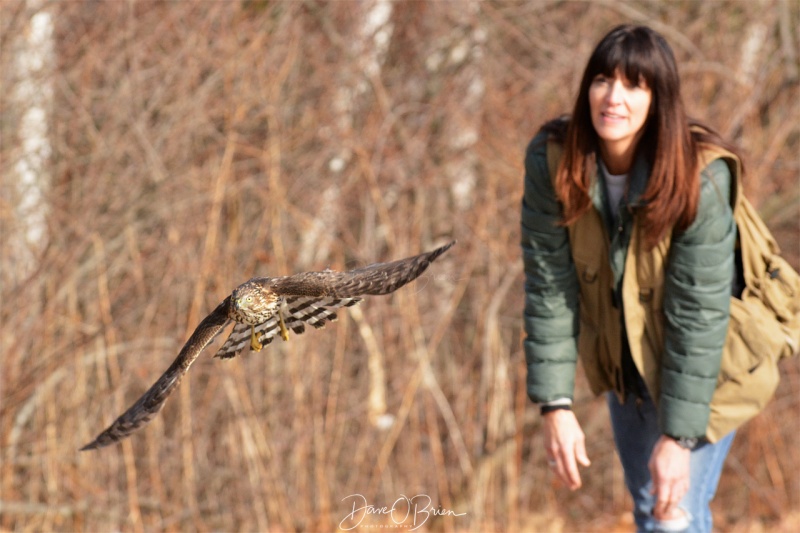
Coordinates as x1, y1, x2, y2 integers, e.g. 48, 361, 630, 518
545, 25, 741, 248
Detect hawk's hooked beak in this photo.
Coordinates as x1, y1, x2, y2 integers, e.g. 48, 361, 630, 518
233, 298, 242, 311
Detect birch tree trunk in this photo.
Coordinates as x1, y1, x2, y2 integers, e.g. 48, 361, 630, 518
6, 0, 53, 286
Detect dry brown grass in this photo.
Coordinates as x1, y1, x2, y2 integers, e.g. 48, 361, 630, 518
1, 1, 798, 531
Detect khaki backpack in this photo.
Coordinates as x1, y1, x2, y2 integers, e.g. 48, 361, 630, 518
702, 145, 800, 439
546, 140, 800, 440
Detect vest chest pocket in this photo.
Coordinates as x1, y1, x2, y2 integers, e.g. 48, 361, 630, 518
572, 260, 615, 394
574, 260, 602, 329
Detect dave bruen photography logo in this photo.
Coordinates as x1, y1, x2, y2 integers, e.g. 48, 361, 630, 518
339, 493, 466, 531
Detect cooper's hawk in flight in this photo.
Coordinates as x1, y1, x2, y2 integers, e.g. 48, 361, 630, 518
81, 241, 455, 451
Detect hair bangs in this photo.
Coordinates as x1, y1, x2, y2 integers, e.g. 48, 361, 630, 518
588, 28, 657, 89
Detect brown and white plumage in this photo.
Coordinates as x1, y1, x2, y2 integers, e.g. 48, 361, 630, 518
80, 241, 454, 451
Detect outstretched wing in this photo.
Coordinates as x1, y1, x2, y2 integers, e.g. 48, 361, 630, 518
214, 296, 361, 359
80, 298, 231, 451
213, 240, 455, 359
271, 240, 456, 298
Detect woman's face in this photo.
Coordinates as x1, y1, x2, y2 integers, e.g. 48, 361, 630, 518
589, 70, 653, 161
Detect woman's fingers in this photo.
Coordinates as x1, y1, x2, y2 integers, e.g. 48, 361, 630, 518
648, 436, 691, 519
542, 410, 590, 490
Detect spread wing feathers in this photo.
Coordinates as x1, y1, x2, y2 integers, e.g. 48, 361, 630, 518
80, 299, 231, 451
214, 296, 362, 359
80, 241, 455, 450
268, 240, 456, 299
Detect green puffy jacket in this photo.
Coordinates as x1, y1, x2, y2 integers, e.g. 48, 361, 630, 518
520, 130, 736, 439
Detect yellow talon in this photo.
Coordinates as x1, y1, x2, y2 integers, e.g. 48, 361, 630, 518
250, 326, 263, 352
278, 311, 289, 341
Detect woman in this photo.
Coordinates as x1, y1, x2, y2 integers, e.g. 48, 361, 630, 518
521, 25, 741, 532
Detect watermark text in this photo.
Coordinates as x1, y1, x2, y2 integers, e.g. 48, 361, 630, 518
339, 493, 466, 531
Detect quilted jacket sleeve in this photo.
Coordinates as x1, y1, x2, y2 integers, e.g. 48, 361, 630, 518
520, 134, 581, 403
660, 158, 736, 438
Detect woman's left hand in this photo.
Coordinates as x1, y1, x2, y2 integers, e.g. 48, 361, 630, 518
648, 435, 691, 520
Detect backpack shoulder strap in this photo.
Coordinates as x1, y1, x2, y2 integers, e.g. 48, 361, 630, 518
696, 143, 781, 288
695, 143, 742, 211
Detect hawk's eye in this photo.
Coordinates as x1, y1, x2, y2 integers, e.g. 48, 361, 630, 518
246, 296, 253, 303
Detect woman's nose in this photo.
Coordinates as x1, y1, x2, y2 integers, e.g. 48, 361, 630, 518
605, 80, 624, 104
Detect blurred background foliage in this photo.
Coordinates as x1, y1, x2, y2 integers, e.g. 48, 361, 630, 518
1, 1, 798, 531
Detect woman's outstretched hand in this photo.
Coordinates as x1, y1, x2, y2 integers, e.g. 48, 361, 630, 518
542, 409, 592, 490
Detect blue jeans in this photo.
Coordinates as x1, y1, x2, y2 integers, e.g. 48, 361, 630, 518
607, 389, 735, 533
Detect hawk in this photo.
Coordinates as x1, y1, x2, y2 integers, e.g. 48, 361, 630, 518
81, 241, 454, 451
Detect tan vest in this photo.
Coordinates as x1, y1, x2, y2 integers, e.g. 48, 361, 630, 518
548, 142, 797, 442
